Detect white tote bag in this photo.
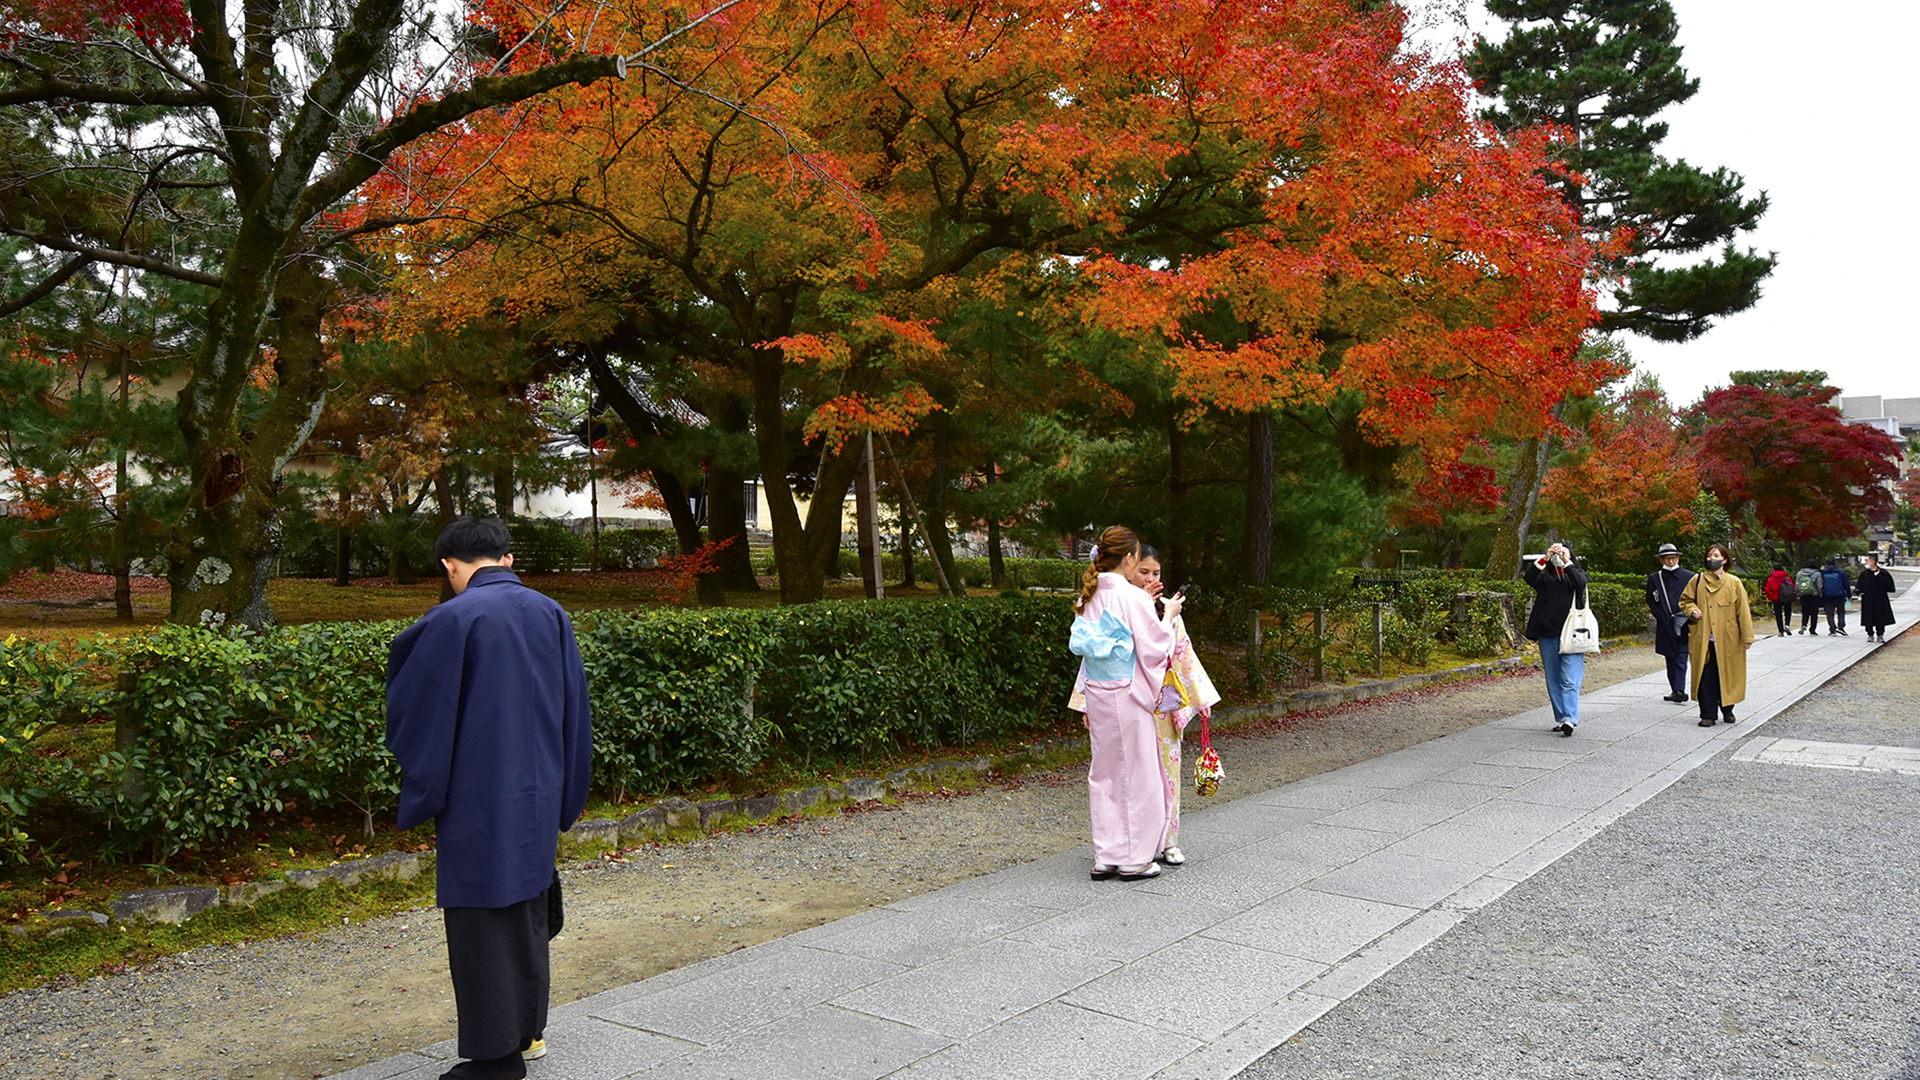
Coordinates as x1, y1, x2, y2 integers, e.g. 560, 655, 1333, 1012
1558, 588, 1601, 654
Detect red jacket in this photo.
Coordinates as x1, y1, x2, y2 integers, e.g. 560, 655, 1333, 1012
1763, 569, 1792, 602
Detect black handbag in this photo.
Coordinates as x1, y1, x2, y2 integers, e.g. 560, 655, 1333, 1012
1660, 575, 1689, 640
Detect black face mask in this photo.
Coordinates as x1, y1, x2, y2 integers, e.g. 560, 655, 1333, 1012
1705, 558, 1725, 572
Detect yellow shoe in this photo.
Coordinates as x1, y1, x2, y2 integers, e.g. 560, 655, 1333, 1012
522, 1038, 547, 1060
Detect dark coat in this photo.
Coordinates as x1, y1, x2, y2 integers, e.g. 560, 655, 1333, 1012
1857, 566, 1897, 629
1645, 566, 1695, 658
1523, 559, 1590, 641
386, 567, 592, 909
1820, 567, 1852, 600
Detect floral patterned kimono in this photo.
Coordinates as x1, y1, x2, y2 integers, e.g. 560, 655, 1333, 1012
1071, 609, 1220, 854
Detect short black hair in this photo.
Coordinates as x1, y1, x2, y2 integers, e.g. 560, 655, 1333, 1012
435, 517, 511, 562
1773, 564, 1784, 571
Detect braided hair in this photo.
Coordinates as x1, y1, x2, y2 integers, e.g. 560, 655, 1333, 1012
1074, 526, 1142, 612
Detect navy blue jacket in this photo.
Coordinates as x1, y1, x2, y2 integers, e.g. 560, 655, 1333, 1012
1645, 566, 1695, 658
386, 567, 592, 909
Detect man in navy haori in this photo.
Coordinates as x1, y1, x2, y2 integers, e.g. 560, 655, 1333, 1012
386, 517, 592, 1080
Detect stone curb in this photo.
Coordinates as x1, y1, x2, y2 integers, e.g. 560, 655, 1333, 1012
94, 645, 1591, 928
105, 849, 436, 925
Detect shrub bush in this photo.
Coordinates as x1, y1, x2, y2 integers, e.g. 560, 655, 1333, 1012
596, 528, 681, 571
0, 635, 92, 860
3, 597, 1084, 863
509, 520, 590, 573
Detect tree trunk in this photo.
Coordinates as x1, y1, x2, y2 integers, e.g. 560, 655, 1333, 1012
434, 466, 456, 602
1484, 434, 1553, 580
900, 510, 916, 587
166, 258, 332, 629
584, 354, 723, 603
1168, 418, 1190, 591
492, 460, 515, 518
749, 347, 862, 603
986, 461, 1006, 588
334, 465, 353, 586
113, 345, 133, 621
705, 400, 760, 590
919, 417, 964, 595
1242, 411, 1276, 586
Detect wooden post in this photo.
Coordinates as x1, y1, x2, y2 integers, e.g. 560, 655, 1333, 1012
879, 432, 955, 596
1246, 607, 1263, 692
1373, 602, 1387, 675
856, 433, 884, 598
1313, 607, 1326, 682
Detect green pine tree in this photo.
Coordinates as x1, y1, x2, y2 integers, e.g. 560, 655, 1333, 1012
1468, 0, 1775, 341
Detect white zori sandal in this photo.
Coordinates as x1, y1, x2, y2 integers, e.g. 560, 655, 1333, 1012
1156, 847, 1186, 866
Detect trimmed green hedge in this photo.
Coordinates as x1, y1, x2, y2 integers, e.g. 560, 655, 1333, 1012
0, 597, 1081, 862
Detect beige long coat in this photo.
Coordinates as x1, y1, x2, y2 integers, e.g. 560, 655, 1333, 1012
1680, 570, 1755, 703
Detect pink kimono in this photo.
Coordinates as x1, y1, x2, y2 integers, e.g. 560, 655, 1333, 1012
1070, 573, 1175, 869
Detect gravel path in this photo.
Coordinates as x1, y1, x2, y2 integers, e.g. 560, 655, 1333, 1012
0, 646, 1665, 1080
1239, 623, 1920, 1080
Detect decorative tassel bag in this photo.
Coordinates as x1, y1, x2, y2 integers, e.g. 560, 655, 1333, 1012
1193, 710, 1223, 797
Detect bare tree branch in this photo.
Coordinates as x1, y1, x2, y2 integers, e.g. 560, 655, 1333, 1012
0, 254, 93, 318
4, 230, 222, 287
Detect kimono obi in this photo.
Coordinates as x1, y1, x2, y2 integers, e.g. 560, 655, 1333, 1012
1070, 610, 1134, 684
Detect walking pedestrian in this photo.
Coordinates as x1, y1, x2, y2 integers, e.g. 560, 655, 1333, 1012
1069, 525, 1183, 880
1820, 558, 1853, 635
1857, 553, 1897, 642
1763, 563, 1794, 636
1681, 543, 1754, 727
1524, 541, 1589, 736
1645, 543, 1694, 702
385, 517, 593, 1080
1796, 561, 1822, 634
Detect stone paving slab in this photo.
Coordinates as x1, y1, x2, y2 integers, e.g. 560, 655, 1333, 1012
332, 585, 1919, 1080
1732, 735, 1920, 774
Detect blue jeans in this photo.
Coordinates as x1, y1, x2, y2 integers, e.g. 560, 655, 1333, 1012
1538, 635, 1585, 724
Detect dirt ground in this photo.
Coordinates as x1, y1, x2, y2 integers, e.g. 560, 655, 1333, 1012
0, 644, 1671, 1080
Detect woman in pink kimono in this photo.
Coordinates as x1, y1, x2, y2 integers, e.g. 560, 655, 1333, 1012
1069, 526, 1182, 880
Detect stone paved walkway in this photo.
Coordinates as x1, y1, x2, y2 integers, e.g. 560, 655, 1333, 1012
334, 582, 1918, 1080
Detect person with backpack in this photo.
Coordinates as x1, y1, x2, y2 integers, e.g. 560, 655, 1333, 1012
1820, 558, 1853, 635
1795, 561, 1822, 634
1762, 563, 1794, 636
1646, 543, 1694, 701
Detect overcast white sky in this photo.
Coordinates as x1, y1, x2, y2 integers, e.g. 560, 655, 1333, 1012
1413, 2, 1920, 410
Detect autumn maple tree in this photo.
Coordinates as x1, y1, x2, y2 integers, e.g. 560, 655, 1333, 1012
351, 0, 1623, 598
1538, 381, 1699, 571
0, 0, 715, 626
1073, 2, 1613, 583
1690, 383, 1900, 555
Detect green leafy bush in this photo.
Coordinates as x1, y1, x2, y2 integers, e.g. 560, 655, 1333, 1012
0, 635, 93, 860
4, 596, 1086, 863
596, 528, 681, 571
81, 623, 402, 857
509, 520, 589, 573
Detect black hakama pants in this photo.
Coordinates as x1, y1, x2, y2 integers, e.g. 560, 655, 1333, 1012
444, 884, 551, 1067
